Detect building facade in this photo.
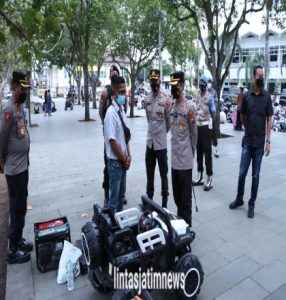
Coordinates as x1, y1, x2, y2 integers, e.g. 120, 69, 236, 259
223, 29, 286, 93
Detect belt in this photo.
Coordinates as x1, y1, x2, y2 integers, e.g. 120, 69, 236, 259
197, 120, 209, 126
108, 158, 120, 162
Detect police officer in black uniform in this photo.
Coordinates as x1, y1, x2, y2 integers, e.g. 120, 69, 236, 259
0, 71, 33, 264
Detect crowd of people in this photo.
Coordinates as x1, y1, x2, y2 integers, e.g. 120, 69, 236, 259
99, 64, 273, 229
0, 64, 273, 264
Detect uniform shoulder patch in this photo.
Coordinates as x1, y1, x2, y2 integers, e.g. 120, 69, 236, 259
4, 111, 11, 121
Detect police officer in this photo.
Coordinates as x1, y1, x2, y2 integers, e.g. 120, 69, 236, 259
169, 71, 197, 227
145, 69, 171, 208
0, 71, 33, 264
207, 78, 219, 158
193, 75, 216, 191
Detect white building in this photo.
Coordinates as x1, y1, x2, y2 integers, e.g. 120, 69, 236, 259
223, 29, 286, 93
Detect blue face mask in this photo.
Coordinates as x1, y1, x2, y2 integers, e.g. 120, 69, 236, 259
117, 95, 125, 106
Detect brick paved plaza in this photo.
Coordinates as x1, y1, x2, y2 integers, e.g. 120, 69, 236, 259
5, 98, 286, 300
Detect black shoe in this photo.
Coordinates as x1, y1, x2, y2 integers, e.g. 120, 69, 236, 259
229, 199, 244, 209
18, 238, 33, 252
248, 206, 254, 218
7, 249, 31, 264
193, 172, 203, 186
123, 198, 127, 205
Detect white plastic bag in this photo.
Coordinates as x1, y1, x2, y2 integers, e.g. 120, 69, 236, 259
57, 240, 82, 285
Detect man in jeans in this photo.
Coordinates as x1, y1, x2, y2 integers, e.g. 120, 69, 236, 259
99, 65, 120, 207
104, 76, 131, 212
229, 65, 273, 218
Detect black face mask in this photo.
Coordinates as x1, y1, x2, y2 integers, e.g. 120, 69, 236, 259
171, 85, 180, 99
256, 77, 264, 88
151, 82, 160, 93
199, 84, 206, 92
18, 92, 27, 104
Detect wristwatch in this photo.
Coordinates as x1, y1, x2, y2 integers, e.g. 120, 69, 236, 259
266, 139, 271, 144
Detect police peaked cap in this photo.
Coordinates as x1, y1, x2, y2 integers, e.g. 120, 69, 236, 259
12, 71, 30, 88
149, 69, 160, 80
199, 75, 209, 85
170, 71, 185, 85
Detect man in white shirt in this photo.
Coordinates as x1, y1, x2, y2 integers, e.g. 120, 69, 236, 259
104, 76, 131, 212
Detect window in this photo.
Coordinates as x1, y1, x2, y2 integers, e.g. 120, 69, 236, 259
232, 50, 240, 63
269, 46, 278, 62
242, 49, 250, 62
100, 71, 106, 78
242, 48, 258, 62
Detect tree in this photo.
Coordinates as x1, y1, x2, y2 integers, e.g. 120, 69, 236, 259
0, 0, 64, 59
111, 0, 197, 117
111, 0, 162, 117
64, 0, 114, 121
172, 0, 266, 136
0, 23, 22, 109
270, 0, 286, 29
88, 31, 111, 109
0, 0, 65, 125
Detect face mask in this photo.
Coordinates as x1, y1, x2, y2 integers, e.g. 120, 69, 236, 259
207, 83, 212, 89
151, 82, 160, 93
199, 84, 206, 92
117, 95, 125, 106
171, 85, 180, 99
256, 77, 264, 88
18, 92, 27, 104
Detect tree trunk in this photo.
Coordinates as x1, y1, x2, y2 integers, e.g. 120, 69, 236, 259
130, 76, 136, 118
0, 175, 9, 300
76, 79, 81, 105
214, 80, 222, 138
68, 72, 72, 90
92, 76, 97, 109
0, 79, 7, 112
26, 70, 32, 127
83, 63, 90, 121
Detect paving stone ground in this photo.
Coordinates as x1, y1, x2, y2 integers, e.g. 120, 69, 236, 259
5, 98, 286, 300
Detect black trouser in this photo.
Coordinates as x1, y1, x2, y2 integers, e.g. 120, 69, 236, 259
197, 125, 213, 176
236, 110, 242, 131
102, 144, 109, 202
145, 146, 168, 202
172, 168, 192, 226
5, 170, 29, 250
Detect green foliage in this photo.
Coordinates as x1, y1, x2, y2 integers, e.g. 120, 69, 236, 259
0, 31, 5, 44
270, 0, 286, 29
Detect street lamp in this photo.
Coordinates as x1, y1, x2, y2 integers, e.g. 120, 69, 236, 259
156, 10, 166, 82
